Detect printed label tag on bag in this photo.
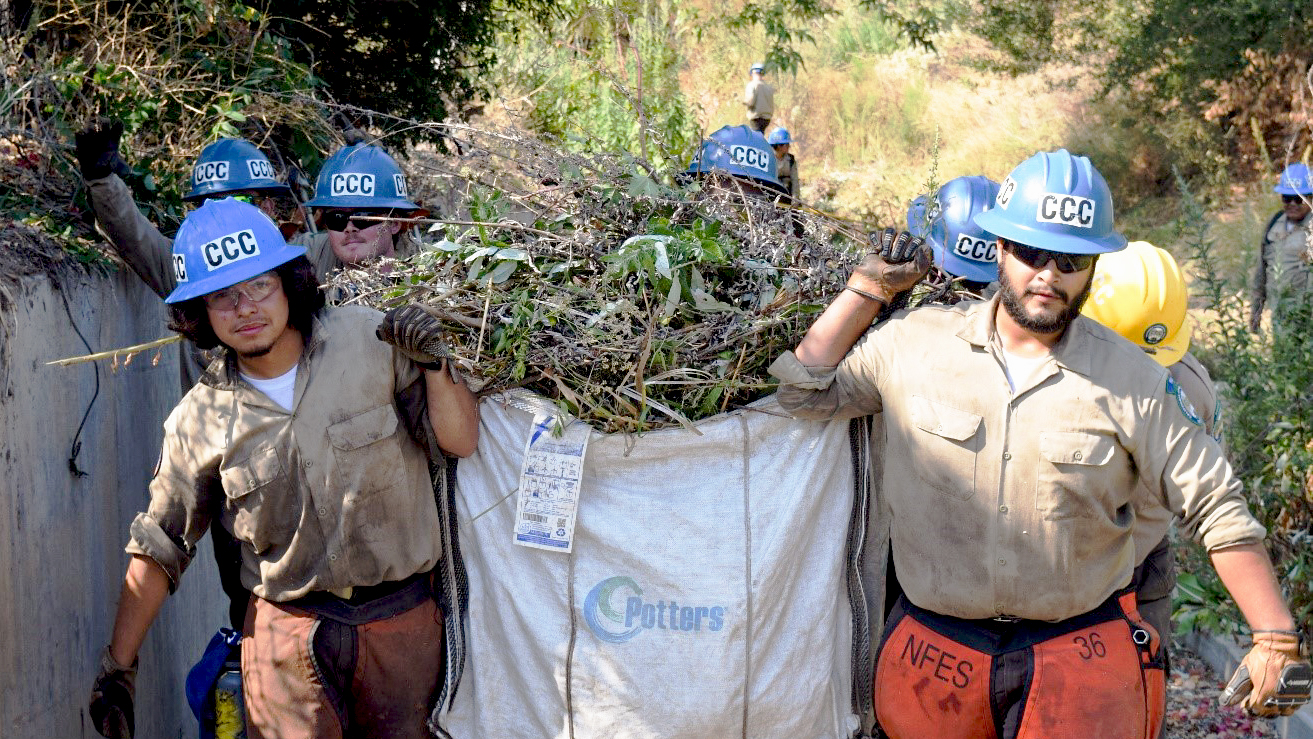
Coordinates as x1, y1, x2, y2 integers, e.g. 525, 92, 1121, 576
513, 413, 590, 553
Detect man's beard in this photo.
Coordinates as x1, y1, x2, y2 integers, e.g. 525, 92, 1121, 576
237, 341, 275, 359
998, 271, 1092, 334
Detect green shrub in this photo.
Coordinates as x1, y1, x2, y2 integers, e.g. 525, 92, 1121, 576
1174, 172, 1313, 632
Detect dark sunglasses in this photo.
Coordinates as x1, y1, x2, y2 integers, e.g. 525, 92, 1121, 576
321, 209, 392, 232
1004, 241, 1095, 274
1282, 195, 1307, 204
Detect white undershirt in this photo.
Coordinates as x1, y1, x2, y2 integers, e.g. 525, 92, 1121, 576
1000, 348, 1048, 394
240, 364, 298, 411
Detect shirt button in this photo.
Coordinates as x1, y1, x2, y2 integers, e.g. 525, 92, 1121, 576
303, 460, 313, 469
317, 507, 328, 517
329, 553, 338, 561
1073, 451, 1083, 461
1002, 452, 1012, 461
999, 505, 1009, 513
998, 558, 1006, 565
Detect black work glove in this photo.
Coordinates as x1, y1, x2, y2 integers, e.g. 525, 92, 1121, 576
376, 305, 452, 371
89, 646, 136, 739
848, 227, 932, 304
75, 118, 129, 181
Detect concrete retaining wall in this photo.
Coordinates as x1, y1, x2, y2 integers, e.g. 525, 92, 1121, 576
0, 265, 226, 737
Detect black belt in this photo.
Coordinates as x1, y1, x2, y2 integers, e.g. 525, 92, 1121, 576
896, 590, 1130, 656
289, 571, 432, 625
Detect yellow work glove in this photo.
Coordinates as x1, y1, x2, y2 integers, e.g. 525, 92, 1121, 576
1219, 631, 1312, 717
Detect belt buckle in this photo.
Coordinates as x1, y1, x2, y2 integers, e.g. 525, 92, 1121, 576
992, 615, 1022, 624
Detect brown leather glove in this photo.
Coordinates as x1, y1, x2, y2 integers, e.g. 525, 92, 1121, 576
376, 305, 452, 371
1220, 631, 1312, 716
89, 646, 136, 738
849, 227, 932, 303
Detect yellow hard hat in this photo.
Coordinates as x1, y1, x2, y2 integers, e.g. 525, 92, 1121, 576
1082, 240, 1192, 366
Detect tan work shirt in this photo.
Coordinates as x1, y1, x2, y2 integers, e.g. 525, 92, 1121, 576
1131, 351, 1224, 563
126, 306, 442, 602
743, 78, 775, 120
87, 174, 334, 388
770, 295, 1264, 622
1251, 212, 1313, 312
776, 152, 799, 199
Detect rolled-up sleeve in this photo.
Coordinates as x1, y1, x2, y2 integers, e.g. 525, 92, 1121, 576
1135, 377, 1266, 551
769, 331, 886, 421
124, 413, 219, 591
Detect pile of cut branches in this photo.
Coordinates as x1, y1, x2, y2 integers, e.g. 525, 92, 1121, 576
330, 125, 960, 433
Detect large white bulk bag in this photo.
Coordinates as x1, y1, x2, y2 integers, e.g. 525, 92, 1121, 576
436, 391, 864, 739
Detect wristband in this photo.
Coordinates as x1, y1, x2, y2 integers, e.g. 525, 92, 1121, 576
843, 285, 888, 309
416, 358, 446, 372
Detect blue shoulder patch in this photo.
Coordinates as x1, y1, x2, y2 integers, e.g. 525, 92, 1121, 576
1166, 376, 1203, 426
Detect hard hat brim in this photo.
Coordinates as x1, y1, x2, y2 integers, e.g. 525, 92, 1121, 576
973, 209, 1127, 254
1274, 185, 1313, 196
303, 195, 422, 210
183, 183, 294, 202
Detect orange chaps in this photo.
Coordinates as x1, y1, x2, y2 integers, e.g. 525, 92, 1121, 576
875, 592, 1165, 739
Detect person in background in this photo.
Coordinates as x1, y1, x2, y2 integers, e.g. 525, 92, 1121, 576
742, 62, 775, 134
683, 124, 789, 201
768, 127, 799, 200
1249, 162, 1313, 332
907, 175, 1000, 304
87, 198, 478, 739
303, 142, 429, 267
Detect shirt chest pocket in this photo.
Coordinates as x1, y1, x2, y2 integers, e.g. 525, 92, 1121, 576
220, 445, 296, 554
327, 404, 406, 496
1036, 431, 1119, 520
907, 395, 983, 501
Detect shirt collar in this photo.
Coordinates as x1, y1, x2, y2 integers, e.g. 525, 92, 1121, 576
955, 292, 1094, 377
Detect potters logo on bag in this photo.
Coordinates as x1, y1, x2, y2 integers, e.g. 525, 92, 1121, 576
584, 575, 727, 644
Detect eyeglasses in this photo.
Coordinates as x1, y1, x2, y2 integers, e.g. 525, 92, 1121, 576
1003, 241, 1095, 274
1282, 195, 1308, 204
203, 272, 281, 311
321, 209, 392, 232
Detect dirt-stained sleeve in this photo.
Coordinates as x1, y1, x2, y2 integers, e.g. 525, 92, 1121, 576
86, 174, 176, 299
769, 325, 886, 421
1133, 372, 1265, 552
124, 402, 220, 591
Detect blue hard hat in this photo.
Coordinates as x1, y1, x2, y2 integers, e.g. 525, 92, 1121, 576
686, 125, 784, 192
303, 143, 421, 210
183, 139, 292, 201
1275, 163, 1313, 195
907, 176, 1001, 284
767, 127, 791, 146
973, 149, 1126, 255
165, 198, 307, 304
